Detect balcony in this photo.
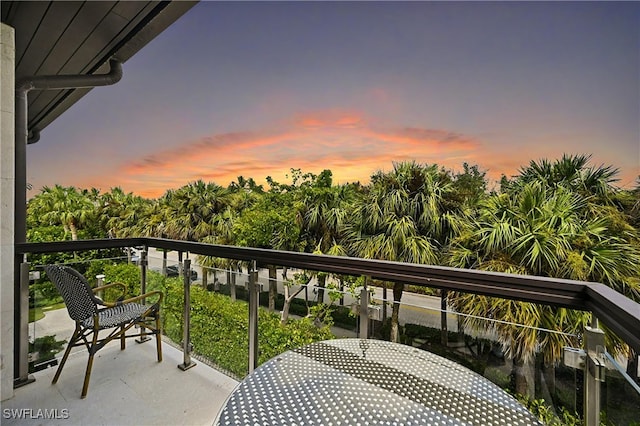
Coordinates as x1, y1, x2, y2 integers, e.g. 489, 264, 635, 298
11, 237, 640, 425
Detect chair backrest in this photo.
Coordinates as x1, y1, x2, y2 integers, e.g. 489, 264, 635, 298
44, 265, 99, 322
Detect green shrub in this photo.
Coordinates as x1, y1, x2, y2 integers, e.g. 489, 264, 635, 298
81, 261, 141, 301
258, 313, 333, 364
101, 263, 141, 298
85, 259, 113, 285
156, 275, 333, 378
516, 395, 584, 426
329, 305, 357, 329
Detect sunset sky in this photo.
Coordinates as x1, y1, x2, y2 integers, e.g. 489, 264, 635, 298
28, 1, 639, 198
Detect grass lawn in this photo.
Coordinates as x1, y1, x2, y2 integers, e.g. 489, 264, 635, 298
28, 302, 66, 323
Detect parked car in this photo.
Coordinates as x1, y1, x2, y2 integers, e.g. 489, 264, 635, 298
166, 264, 198, 281
129, 247, 145, 265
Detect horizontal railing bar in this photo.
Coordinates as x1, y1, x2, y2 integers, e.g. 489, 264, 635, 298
584, 284, 640, 353
156, 239, 588, 307
16, 237, 146, 253
16, 238, 585, 305
16, 237, 640, 352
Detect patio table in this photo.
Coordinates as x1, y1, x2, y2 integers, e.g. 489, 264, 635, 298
215, 338, 541, 425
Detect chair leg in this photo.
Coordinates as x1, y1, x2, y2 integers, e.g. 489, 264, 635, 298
81, 352, 95, 399
121, 324, 126, 350
155, 314, 162, 362
52, 325, 80, 385
81, 330, 99, 399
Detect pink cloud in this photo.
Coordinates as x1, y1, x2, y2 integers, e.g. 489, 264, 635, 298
103, 110, 485, 197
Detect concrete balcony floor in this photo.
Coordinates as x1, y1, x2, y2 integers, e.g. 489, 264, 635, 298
2, 337, 239, 425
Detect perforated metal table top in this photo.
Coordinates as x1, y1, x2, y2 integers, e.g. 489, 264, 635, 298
215, 339, 541, 425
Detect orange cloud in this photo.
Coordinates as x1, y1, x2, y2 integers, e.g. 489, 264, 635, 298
104, 110, 485, 197
294, 110, 366, 130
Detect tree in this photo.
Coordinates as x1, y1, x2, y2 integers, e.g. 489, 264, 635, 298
614, 175, 640, 233
152, 181, 231, 281
448, 183, 584, 396
344, 161, 463, 342
516, 154, 619, 203
256, 168, 349, 312
210, 207, 242, 299
198, 175, 262, 291
36, 185, 96, 241
233, 193, 302, 311
162, 180, 231, 241
228, 175, 264, 194
295, 170, 354, 303
279, 270, 310, 325
447, 179, 640, 397
98, 187, 149, 238
449, 163, 488, 209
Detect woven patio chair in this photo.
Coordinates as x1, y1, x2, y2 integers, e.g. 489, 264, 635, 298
44, 264, 163, 398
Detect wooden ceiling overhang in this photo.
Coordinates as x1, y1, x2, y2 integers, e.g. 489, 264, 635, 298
1, 1, 197, 134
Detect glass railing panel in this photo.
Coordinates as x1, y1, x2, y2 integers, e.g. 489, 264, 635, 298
253, 264, 341, 373
327, 282, 359, 338
26, 254, 134, 374
146, 251, 185, 356
27, 263, 63, 374
602, 350, 640, 425
255, 267, 359, 335
361, 288, 588, 424
180, 260, 360, 378
179, 257, 251, 379
146, 247, 183, 278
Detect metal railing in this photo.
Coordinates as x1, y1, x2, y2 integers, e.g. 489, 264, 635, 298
15, 237, 640, 425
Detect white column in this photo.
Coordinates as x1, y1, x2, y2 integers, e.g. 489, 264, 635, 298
0, 22, 16, 402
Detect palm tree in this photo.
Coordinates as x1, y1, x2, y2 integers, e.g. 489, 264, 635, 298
516, 154, 619, 202
162, 180, 231, 241
228, 175, 264, 194
448, 184, 580, 396
153, 181, 232, 284
99, 187, 149, 238
296, 173, 354, 303
344, 161, 462, 342
194, 178, 262, 295
198, 207, 240, 295
515, 156, 639, 299
38, 185, 95, 240
447, 180, 640, 397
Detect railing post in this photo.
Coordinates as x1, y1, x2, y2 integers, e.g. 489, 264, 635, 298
382, 284, 388, 322
140, 248, 147, 295
359, 286, 369, 339
584, 317, 605, 426
441, 289, 448, 346
14, 261, 35, 388
95, 274, 105, 301
248, 260, 259, 373
136, 249, 150, 343
178, 258, 196, 371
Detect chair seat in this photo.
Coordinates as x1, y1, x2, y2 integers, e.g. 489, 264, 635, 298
82, 303, 154, 329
